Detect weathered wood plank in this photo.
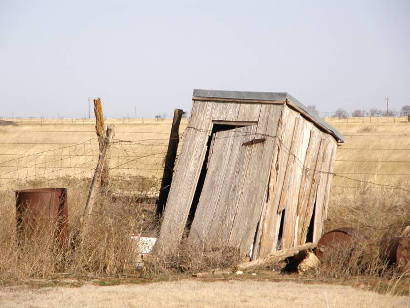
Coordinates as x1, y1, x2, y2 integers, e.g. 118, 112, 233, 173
156, 109, 184, 216
277, 117, 302, 213
155, 102, 213, 253
251, 168, 272, 260
187, 102, 242, 246
188, 125, 256, 248
209, 125, 258, 248
295, 127, 322, 244
321, 139, 337, 221
238, 242, 317, 270
228, 104, 282, 256
156, 101, 248, 253
207, 102, 241, 122
312, 135, 335, 243
297, 136, 328, 244
210, 125, 258, 248
237, 103, 262, 122
188, 127, 239, 246
280, 119, 312, 249
257, 106, 298, 257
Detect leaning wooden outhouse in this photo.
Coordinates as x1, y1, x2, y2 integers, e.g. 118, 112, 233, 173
156, 89, 344, 260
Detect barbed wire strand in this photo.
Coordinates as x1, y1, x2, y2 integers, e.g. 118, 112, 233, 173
1, 125, 409, 194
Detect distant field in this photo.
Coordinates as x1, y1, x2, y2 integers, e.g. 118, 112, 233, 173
327, 116, 410, 188
0, 116, 409, 194
0, 118, 187, 191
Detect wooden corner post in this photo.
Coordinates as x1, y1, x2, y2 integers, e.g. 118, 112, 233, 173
93, 98, 111, 190
83, 126, 114, 219
156, 109, 184, 216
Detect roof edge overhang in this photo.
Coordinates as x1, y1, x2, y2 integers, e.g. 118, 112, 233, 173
193, 89, 344, 143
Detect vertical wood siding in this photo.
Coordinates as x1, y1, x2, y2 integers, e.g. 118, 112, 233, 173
156, 100, 338, 257
156, 102, 272, 253
257, 107, 298, 257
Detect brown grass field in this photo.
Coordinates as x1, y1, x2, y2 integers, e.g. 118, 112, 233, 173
0, 279, 408, 307
0, 116, 409, 306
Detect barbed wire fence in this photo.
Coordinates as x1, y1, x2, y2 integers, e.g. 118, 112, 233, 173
0, 125, 180, 198
0, 118, 409, 201
184, 124, 410, 193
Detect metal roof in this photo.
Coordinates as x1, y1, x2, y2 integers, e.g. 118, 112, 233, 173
193, 89, 344, 143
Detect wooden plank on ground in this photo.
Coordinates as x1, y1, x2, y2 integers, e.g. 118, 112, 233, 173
238, 242, 317, 270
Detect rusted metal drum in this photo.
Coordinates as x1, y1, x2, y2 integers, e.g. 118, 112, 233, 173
15, 188, 68, 245
380, 236, 410, 273
316, 228, 362, 259
397, 237, 410, 272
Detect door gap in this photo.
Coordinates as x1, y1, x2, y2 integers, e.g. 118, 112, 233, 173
276, 209, 285, 250
250, 221, 259, 258
306, 199, 316, 243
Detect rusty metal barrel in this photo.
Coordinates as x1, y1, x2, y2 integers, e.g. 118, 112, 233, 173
316, 228, 363, 259
380, 236, 410, 273
15, 188, 68, 245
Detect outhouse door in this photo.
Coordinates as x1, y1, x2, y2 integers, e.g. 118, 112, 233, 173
188, 124, 264, 254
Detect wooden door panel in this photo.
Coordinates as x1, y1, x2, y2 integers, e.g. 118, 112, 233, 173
188, 125, 257, 249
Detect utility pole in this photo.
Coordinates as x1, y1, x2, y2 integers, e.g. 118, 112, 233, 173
385, 96, 389, 116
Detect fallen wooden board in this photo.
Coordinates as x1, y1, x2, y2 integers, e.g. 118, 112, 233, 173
238, 242, 317, 270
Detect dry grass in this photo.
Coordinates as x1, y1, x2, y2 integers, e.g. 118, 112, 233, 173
143, 245, 240, 277
327, 186, 410, 236
0, 116, 409, 298
318, 183, 410, 295
325, 116, 410, 188
1, 280, 408, 307
0, 180, 158, 282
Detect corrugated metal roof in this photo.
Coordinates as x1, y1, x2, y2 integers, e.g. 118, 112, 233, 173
193, 89, 344, 143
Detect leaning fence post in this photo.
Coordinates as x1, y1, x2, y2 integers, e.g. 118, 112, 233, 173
156, 109, 184, 216
83, 126, 114, 219
93, 98, 111, 190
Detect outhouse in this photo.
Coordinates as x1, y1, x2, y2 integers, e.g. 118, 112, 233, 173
156, 89, 344, 260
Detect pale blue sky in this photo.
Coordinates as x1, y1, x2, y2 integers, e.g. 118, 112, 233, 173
1, 0, 409, 118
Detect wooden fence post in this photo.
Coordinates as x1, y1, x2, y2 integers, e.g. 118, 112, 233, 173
156, 109, 184, 216
93, 98, 111, 190
83, 126, 114, 219
94, 98, 105, 150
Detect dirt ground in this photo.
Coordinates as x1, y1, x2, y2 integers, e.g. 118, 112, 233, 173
0, 280, 408, 308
